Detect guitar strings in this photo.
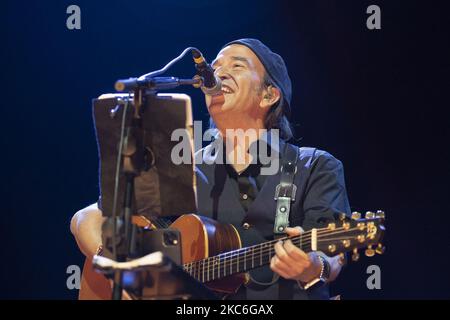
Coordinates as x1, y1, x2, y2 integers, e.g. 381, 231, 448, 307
186, 225, 364, 268
185, 235, 337, 281
184, 225, 365, 270
185, 225, 347, 269
184, 225, 375, 280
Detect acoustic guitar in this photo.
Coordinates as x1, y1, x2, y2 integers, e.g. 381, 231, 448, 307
78, 211, 385, 299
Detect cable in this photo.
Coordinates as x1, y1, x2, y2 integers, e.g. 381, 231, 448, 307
110, 46, 200, 260
111, 95, 130, 260
137, 47, 198, 81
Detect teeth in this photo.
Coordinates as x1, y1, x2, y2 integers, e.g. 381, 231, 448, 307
221, 86, 232, 94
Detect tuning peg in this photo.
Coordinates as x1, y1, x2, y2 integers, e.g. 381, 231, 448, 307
365, 245, 375, 257
352, 248, 360, 261
342, 240, 351, 248
351, 212, 361, 220
327, 222, 336, 230
339, 213, 347, 221
357, 222, 366, 230
376, 210, 385, 219
375, 243, 385, 255
365, 211, 375, 219
328, 244, 337, 253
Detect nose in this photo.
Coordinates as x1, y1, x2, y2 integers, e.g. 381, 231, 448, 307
215, 67, 231, 81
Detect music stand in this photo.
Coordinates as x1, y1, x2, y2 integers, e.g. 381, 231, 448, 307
92, 93, 197, 220
92, 92, 203, 299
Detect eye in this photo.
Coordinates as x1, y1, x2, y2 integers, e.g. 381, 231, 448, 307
233, 63, 244, 68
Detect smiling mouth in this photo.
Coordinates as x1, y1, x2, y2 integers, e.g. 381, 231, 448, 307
221, 84, 234, 94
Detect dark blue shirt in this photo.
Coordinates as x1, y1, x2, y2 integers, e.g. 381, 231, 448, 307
195, 136, 351, 300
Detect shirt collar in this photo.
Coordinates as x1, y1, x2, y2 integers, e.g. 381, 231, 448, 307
202, 129, 282, 175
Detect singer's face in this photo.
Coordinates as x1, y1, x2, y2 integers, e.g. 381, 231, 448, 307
205, 44, 266, 118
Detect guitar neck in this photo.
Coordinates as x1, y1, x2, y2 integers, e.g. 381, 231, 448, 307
182, 216, 384, 284
183, 232, 314, 283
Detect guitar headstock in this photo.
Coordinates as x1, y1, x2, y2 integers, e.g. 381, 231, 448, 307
317, 210, 386, 261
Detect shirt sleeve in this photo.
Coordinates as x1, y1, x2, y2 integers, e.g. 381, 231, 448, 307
301, 150, 351, 231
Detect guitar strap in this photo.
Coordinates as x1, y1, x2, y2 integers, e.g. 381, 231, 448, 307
273, 143, 300, 237
246, 143, 311, 298
274, 143, 299, 299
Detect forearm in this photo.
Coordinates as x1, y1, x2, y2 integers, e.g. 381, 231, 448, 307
70, 203, 105, 259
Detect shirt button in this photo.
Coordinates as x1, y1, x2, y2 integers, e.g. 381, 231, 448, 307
242, 194, 248, 200
242, 222, 250, 230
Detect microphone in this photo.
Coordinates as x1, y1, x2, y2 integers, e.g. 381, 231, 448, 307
191, 49, 222, 96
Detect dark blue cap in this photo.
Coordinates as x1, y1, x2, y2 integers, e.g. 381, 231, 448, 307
222, 38, 292, 116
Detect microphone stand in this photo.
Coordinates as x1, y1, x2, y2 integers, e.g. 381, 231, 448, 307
104, 76, 201, 300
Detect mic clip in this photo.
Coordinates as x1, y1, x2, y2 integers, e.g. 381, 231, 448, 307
193, 74, 222, 95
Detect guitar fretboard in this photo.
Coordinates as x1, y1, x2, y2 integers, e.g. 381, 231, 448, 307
182, 233, 312, 283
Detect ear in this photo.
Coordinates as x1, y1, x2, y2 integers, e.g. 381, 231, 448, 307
260, 85, 281, 110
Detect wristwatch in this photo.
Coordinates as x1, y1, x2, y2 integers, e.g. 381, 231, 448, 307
298, 254, 330, 290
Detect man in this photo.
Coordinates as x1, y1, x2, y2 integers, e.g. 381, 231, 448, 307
71, 38, 351, 300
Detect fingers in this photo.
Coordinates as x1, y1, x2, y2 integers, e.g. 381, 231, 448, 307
274, 239, 309, 264
270, 226, 314, 280
274, 240, 295, 265
271, 239, 313, 279
270, 255, 292, 278
284, 239, 309, 261
285, 226, 304, 236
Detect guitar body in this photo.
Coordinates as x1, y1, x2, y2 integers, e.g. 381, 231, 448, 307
171, 214, 245, 294
79, 257, 112, 300
79, 214, 245, 300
